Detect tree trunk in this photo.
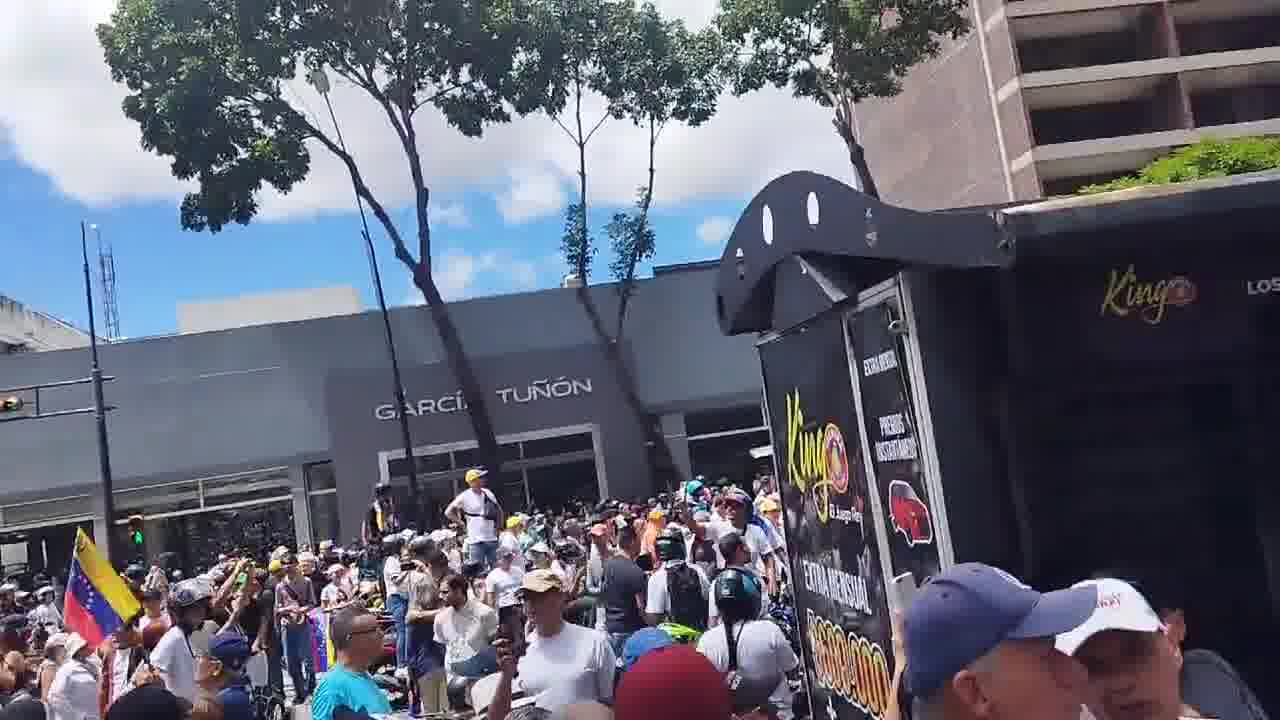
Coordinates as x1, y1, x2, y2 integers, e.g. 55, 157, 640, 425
411, 267, 502, 475
836, 118, 879, 200
573, 286, 685, 492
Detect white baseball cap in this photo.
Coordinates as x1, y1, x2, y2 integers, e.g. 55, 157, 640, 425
1056, 578, 1164, 655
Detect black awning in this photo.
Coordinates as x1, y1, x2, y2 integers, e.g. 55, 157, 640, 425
715, 171, 1011, 335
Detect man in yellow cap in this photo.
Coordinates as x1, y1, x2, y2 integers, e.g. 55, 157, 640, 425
446, 468, 504, 570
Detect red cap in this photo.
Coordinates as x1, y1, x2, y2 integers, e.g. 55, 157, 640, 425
615, 646, 731, 720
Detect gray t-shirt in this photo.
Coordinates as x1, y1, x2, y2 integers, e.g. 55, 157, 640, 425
1182, 649, 1268, 720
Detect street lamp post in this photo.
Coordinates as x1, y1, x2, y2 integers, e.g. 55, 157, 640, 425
307, 69, 422, 528
82, 222, 120, 563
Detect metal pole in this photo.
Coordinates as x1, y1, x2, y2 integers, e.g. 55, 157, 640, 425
319, 92, 422, 529
82, 222, 119, 564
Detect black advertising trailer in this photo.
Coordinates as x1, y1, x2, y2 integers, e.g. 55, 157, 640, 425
716, 170, 1280, 720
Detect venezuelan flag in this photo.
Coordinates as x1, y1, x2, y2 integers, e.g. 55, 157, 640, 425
64, 529, 141, 647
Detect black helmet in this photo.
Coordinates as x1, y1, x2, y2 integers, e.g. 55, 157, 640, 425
713, 568, 763, 622
375, 479, 393, 495
381, 534, 403, 551
169, 569, 185, 583
654, 530, 686, 563
123, 564, 147, 582
553, 540, 583, 563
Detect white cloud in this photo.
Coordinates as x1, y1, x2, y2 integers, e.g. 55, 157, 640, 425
0, 1, 859, 225
696, 216, 734, 247
403, 249, 544, 304
497, 169, 566, 225
431, 200, 470, 228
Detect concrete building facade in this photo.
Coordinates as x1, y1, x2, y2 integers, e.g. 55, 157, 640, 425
0, 263, 768, 576
0, 295, 89, 354
857, 0, 1280, 208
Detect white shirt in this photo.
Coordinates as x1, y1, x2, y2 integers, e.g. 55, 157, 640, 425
109, 645, 133, 706
384, 556, 405, 597
697, 620, 799, 716
484, 566, 525, 609
499, 532, 525, 569
151, 625, 197, 702
517, 623, 615, 711
645, 562, 710, 617
48, 659, 100, 720
706, 520, 778, 572
434, 600, 498, 672
447, 488, 501, 542
30, 603, 62, 629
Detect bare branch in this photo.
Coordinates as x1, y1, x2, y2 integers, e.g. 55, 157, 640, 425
553, 115, 579, 143
308, 123, 420, 272
583, 111, 610, 144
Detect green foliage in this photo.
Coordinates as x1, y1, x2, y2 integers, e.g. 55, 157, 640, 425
1078, 136, 1280, 195
606, 186, 657, 281
603, 3, 725, 130
561, 202, 596, 278
98, 0, 551, 233
715, 0, 970, 105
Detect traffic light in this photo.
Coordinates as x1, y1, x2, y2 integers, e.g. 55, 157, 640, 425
0, 397, 22, 413
127, 515, 145, 547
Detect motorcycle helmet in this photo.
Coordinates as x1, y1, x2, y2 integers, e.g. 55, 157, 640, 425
654, 529, 687, 563
168, 569, 185, 583
123, 564, 147, 583
381, 533, 404, 554
713, 568, 763, 622
170, 579, 212, 609
552, 540, 583, 563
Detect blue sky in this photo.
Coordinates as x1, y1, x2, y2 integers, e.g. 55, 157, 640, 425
3, 150, 749, 339
1, 1, 853, 340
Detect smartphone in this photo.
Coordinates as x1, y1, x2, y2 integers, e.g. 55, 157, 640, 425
891, 571, 918, 612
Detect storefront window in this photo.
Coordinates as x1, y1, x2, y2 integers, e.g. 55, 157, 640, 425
116, 481, 202, 517
118, 500, 296, 574
526, 459, 598, 513
203, 468, 291, 506
685, 405, 767, 437
305, 462, 336, 491
309, 492, 340, 546
689, 429, 771, 491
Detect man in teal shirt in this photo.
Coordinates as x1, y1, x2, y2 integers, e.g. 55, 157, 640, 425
311, 606, 393, 720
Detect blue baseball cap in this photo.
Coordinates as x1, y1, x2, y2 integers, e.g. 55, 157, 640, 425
905, 563, 1097, 698
623, 627, 675, 670
208, 632, 252, 670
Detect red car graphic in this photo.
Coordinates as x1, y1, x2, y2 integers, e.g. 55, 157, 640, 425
888, 480, 933, 546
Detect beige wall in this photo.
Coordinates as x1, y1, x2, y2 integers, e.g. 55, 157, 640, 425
0, 295, 89, 352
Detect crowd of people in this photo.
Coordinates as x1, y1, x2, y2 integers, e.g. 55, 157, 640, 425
0, 463, 1266, 720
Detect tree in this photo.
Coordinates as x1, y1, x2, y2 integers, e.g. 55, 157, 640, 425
1078, 136, 1280, 194
716, 0, 969, 198
603, 4, 722, 336
534, 0, 724, 488
98, 0, 551, 488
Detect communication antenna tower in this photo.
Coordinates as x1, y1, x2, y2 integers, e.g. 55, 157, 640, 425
93, 225, 122, 340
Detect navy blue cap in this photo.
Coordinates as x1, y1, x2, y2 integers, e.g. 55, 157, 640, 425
904, 563, 1097, 698
208, 632, 252, 669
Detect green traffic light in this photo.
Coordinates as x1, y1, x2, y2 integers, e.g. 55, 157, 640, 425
131, 530, 144, 545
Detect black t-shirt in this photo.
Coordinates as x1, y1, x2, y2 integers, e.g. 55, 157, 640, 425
602, 556, 647, 634
238, 596, 264, 641
257, 584, 277, 641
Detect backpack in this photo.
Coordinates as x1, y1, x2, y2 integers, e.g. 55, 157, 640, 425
666, 564, 709, 631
